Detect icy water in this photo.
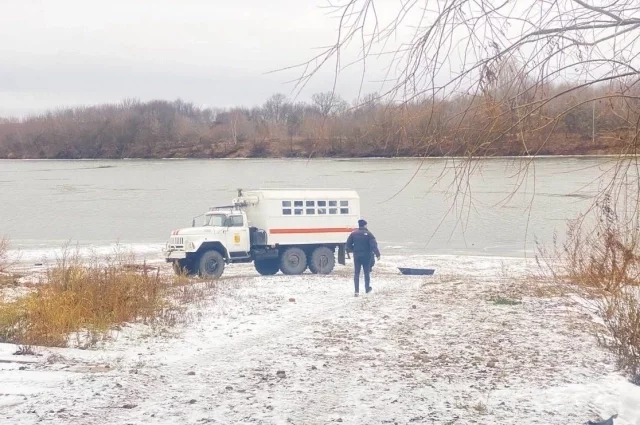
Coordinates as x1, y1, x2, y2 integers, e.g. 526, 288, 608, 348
0, 157, 616, 259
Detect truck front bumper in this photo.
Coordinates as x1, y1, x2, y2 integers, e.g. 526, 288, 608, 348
164, 250, 187, 260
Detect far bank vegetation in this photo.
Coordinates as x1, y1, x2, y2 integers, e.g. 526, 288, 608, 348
0, 81, 634, 159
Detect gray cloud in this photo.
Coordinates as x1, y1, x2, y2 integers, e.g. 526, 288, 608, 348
1, 0, 390, 117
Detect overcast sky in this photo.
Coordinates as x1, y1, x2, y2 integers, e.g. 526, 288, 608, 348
1, 0, 394, 117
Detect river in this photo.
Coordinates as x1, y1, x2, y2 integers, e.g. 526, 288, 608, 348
0, 157, 617, 262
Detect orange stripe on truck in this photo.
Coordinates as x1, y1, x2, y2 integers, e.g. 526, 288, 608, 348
269, 227, 354, 234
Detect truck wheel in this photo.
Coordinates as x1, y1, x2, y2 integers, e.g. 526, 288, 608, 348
198, 250, 225, 279
309, 247, 335, 274
254, 259, 279, 276
279, 247, 308, 275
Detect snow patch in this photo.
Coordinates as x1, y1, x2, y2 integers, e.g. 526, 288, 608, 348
0, 255, 638, 425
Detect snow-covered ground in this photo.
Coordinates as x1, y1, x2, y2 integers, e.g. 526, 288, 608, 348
1, 254, 639, 425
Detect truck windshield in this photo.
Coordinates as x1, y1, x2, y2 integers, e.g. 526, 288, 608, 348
204, 214, 227, 227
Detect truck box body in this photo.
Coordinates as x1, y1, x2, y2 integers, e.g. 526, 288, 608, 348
235, 189, 360, 246
164, 188, 361, 278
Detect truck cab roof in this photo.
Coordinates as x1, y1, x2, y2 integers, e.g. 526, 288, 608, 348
205, 209, 238, 215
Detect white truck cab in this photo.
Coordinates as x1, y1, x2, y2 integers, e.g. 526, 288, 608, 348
164, 189, 360, 278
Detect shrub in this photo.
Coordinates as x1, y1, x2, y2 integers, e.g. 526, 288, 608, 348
0, 236, 19, 287
0, 247, 172, 347
597, 290, 640, 384
538, 196, 640, 383
0, 236, 10, 275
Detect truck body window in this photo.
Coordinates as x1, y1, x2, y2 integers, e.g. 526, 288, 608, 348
282, 201, 292, 215
281, 199, 350, 215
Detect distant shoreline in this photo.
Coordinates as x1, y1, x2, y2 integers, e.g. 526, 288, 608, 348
2, 98, 630, 161
0, 154, 636, 161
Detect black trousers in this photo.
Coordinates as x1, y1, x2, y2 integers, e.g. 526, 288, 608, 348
353, 253, 372, 293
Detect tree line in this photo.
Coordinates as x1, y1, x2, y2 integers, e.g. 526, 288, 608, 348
0, 85, 633, 159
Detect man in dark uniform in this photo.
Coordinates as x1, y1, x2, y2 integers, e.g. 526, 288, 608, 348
346, 219, 381, 296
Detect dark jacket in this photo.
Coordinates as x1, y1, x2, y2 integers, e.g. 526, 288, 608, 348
346, 228, 381, 257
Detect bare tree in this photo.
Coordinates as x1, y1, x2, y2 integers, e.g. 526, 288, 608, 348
263, 93, 289, 124
294, 1, 638, 143
287, 1, 640, 214
312, 91, 348, 117
217, 109, 250, 145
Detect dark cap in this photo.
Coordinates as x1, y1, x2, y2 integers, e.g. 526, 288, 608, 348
358, 219, 367, 227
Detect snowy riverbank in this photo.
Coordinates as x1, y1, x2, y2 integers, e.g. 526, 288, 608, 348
1, 254, 639, 425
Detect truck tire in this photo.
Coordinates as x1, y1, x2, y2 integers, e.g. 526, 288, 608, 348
308, 246, 335, 274
279, 247, 307, 275
254, 259, 279, 276
198, 250, 225, 279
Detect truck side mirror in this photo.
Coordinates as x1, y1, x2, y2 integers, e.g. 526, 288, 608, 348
192, 219, 195, 227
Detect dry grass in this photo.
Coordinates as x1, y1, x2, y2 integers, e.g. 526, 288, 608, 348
471, 402, 488, 415
536, 199, 640, 383
537, 194, 640, 293
0, 236, 18, 286
0, 244, 218, 348
490, 296, 521, 306
0, 236, 8, 273
596, 290, 640, 384
503, 273, 578, 299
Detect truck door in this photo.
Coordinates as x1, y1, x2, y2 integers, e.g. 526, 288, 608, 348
226, 214, 250, 256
